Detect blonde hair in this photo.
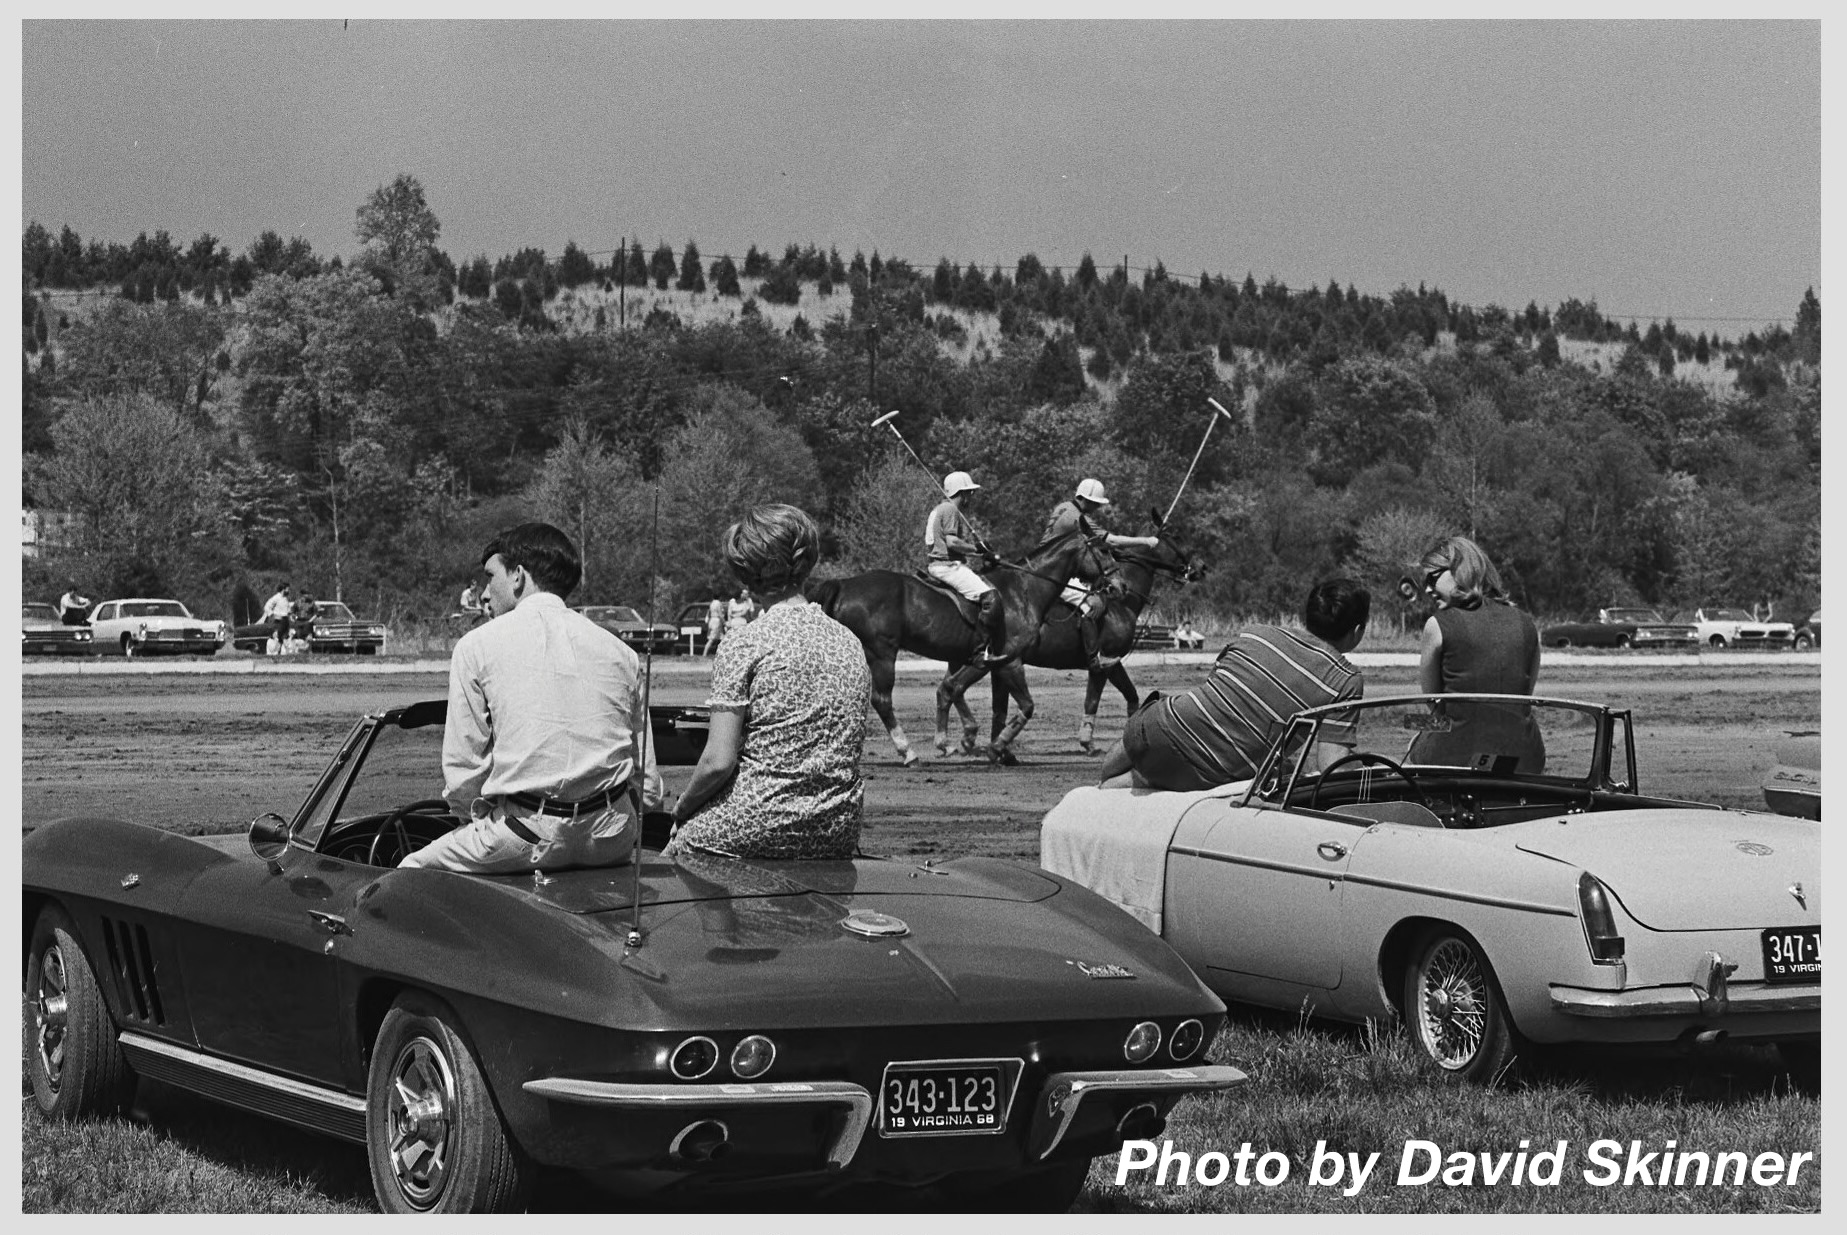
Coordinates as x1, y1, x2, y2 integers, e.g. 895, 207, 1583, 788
1418, 535, 1505, 606
721, 503, 820, 593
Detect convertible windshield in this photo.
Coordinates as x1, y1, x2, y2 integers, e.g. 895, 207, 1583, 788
1256, 695, 1621, 805
22, 604, 59, 621
296, 717, 446, 849
315, 601, 356, 621
1709, 609, 1754, 622
1604, 608, 1665, 623
122, 601, 191, 618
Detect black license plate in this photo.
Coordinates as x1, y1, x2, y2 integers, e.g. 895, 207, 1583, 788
1762, 926, 1820, 983
880, 1060, 1010, 1137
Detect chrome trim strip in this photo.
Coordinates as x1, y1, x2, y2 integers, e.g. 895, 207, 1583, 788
523, 1078, 873, 1169
1170, 845, 1575, 918
1549, 984, 1821, 1018
1026, 1064, 1246, 1161
117, 1031, 366, 1131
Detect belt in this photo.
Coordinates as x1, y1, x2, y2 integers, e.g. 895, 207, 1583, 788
500, 785, 625, 822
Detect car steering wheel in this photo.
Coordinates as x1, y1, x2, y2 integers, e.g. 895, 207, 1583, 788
1309, 751, 1423, 810
367, 798, 455, 867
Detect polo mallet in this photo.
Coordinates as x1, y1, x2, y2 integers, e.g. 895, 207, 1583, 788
1162, 397, 1235, 523
870, 409, 938, 487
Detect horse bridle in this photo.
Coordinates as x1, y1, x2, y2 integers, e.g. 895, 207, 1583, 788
1094, 538, 1197, 608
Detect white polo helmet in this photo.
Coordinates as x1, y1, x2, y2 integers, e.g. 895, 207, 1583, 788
943, 471, 981, 497
1074, 478, 1110, 505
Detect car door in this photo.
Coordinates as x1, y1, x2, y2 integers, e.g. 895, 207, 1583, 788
1166, 800, 1370, 991
173, 849, 378, 1086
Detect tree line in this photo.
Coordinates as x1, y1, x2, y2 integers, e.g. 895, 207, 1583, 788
21, 176, 1822, 633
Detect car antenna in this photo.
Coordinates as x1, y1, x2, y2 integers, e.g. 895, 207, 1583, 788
625, 484, 661, 950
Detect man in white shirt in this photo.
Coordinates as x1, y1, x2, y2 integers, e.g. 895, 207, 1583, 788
261, 584, 293, 649
57, 581, 93, 626
401, 522, 664, 873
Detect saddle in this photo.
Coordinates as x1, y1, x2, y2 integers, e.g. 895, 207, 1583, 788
913, 568, 984, 627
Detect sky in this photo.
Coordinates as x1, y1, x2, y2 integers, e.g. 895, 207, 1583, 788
17, 18, 1824, 333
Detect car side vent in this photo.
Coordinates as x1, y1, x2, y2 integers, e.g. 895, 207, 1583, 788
101, 917, 167, 1026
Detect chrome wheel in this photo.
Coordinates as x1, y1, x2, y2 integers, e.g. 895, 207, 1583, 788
1403, 929, 1517, 1083
383, 1034, 459, 1209
30, 940, 71, 1095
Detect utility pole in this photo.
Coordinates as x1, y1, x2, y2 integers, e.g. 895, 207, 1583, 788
619, 235, 627, 329
867, 322, 879, 405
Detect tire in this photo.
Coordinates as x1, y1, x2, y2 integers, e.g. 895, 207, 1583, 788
25, 906, 136, 1120
1793, 633, 1813, 651
1614, 634, 1632, 649
121, 635, 138, 658
1402, 928, 1518, 1085
366, 993, 532, 1214
1549, 636, 1571, 649
1708, 634, 1727, 649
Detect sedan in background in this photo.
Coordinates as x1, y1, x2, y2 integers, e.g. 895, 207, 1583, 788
1793, 609, 1820, 650
1539, 607, 1698, 649
232, 600, 388, 655
87, 598, 227, 658
1674, 607, 1795, 649
22, 602, 94, 655
1043, 693, 1819, 1088
577, 605, 682, 656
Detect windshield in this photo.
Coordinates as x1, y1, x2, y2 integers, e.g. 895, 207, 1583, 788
23, 604, 59, 621
1604, 608, 1664, 623
122, 601, 191, 618
609, 607, 644, 623
295, 716, 445, 849
315, 601, 355, 621
1710, 609, 1753, 622
1252, 695, 1623, 805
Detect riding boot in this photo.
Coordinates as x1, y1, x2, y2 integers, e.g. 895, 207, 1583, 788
977, 592, 1005, 663
1081, 610, 1120, 672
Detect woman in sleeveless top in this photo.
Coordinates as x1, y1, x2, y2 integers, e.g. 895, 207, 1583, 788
1409, 535, 1544, 772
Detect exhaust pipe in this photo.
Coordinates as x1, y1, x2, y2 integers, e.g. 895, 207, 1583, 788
669, 1119, 731, 1164
1117, 1102, 1164, 1143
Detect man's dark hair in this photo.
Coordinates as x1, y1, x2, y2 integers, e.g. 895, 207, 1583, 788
1304, 577, 1370, 643
482, 522, 582, 598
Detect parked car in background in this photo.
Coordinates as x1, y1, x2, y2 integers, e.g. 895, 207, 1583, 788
1043, 693, 1820, 1087
22, 602, 94, 655
232, 600, 387, 655
1539, 607, 1698, 649
1762, 732, 1820, 821
86, 599, 227, 658
1674, 607, 1795, 649
25, 697, 1244, 1212
1793, 609, 1821, 650
576, 605, 681, 656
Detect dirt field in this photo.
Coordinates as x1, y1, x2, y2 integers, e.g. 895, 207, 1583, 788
20, 659, 1819, 852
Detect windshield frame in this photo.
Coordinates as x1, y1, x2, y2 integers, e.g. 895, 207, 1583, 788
1241, 693, 1635, 808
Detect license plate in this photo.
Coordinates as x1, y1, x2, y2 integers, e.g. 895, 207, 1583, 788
1761, 926, 1820, 983
879, 1059, 1014, 1137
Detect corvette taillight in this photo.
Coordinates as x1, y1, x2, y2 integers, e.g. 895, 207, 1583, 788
1578, 872, 1626, 964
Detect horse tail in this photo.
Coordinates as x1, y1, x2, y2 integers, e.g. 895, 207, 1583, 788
805, 576, 842, 617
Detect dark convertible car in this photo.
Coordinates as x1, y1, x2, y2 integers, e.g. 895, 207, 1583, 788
1539, 607, 1698, 649
24, 700, 1241, 1212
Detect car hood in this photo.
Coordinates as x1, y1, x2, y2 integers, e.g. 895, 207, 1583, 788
472, 855, 1214, 1025
1512, 810, 1818, 930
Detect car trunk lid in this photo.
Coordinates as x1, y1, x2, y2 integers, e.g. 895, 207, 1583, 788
1512, 810, 1818, 930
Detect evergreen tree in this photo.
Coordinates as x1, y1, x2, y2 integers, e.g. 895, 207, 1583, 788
649, 242, 676, 290
676, 240, 706, 292
742, 244, 766, 277
625, 241, 648, 286
557, 241, 597, 288
710, 254, 741, 297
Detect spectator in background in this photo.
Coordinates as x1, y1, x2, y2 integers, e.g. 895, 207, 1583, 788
1407, 535, 1544, 772
667, 505, 870, 860
261, 584, 293, 649
57, 581, 93, 626
292, 592, 319, 648
460, 581, 480, 612
727, 587, 757, 629
704, 595, 727, 656
1096, 578, 1370, 791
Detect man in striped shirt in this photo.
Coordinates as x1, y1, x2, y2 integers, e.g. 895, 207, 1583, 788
1097, 578, 1370, 791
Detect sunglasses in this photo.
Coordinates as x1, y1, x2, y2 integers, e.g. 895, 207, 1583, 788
1421, 566, 1448, 593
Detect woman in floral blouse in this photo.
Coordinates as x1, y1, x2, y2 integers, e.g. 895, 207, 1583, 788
665, 504, 871, 860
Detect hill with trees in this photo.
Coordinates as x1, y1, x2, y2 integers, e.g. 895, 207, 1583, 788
21, 176, 1821, 634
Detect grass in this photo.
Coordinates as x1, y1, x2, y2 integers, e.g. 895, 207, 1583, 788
22, 1013, 1817, 1214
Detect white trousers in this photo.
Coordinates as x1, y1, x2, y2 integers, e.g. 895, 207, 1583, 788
399, 800, 634, 873
926, 559, 995, 600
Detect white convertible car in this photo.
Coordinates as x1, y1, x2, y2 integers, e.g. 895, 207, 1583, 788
1042, 694, 1820, 1086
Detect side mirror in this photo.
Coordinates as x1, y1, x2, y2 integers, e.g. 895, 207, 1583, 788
248, 811, 292, 870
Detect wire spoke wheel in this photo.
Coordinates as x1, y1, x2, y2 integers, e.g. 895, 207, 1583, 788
1404, 929, 1518, 1084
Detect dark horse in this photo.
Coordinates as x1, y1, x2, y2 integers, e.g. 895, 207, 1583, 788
939, 519, 1202, 756
807, 528, 1107, 765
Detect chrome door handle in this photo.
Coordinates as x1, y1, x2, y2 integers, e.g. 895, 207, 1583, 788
1316, 841, 1348, 860
308, 911, 350, 935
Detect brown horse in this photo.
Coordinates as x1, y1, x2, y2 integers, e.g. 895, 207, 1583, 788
937, 524, 1202, 756
807, 528, 1108, 765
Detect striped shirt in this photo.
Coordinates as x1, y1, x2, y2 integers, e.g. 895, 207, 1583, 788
1153, 624, 1362, 783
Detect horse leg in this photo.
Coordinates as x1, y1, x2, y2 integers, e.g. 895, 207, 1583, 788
988, 664, 1035, 765
991, 672, 1008, 748
936, 663, 985, 756
869, 654, 919, 766
955, 686, 981, 755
